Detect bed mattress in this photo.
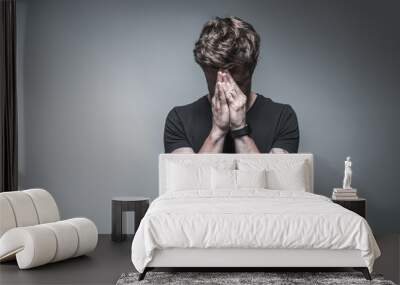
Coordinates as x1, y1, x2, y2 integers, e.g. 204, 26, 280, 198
131, 189, 380, 273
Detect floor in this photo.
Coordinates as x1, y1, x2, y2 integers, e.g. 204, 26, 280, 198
0, 235, 133, 285
1, 234, 399, 285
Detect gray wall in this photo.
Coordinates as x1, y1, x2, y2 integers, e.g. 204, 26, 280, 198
17, 0, 400, 234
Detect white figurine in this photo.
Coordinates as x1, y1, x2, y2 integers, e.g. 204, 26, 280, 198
342, 156, 352, 189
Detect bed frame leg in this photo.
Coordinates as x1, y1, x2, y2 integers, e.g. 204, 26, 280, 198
354, 267, 371, 280
138, 268, 148, 281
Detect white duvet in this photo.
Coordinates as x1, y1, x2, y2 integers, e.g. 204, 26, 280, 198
131, 189, 380, 273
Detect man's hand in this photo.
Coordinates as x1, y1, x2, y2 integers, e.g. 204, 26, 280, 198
210, 71, 230, 138
219, 70, 247, 130
197, 71, 229, 153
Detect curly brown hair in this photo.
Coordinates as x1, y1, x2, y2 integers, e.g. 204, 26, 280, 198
193, 16, 260, 75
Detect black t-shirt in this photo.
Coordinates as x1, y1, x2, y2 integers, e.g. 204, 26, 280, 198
163, 93, 299, 153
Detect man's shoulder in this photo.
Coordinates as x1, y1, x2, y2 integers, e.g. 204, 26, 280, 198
256, 94, 295, 114
167, 94, 209, 117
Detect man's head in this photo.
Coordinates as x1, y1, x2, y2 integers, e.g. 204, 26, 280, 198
193, 16, 260, 97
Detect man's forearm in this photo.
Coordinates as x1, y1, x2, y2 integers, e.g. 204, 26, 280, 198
233, 135, 260, 153
234, 135, 290, 153
198, 127, 226, 153
270, 147, 288, 154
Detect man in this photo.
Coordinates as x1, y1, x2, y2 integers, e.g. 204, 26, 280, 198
164, 16, 299, 153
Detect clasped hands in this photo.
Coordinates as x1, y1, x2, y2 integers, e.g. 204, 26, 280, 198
211, 69, 247, 138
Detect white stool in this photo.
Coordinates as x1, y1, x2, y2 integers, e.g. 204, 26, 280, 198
0, 189, 98, 269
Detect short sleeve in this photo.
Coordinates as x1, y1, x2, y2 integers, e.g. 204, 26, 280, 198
271, 104, 299, 153
163, 107, 192, 153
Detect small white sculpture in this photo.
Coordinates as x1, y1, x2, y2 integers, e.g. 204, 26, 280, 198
342, 156, 352, 189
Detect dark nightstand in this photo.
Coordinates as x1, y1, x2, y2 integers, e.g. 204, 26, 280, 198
332, 198, 366, 218
111, 196, 150, 242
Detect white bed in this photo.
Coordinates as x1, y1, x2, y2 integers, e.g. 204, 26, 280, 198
131, 154, 380, 280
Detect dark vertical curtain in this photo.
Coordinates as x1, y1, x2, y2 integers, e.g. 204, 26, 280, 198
0, 0, 18, 192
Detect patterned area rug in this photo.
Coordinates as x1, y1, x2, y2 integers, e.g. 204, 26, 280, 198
116, 271, 396, 285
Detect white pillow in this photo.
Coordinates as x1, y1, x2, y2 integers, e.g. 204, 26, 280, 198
166, 159, 235, 192
211, 168, 236, 190
211, 168, 268, 190
236, 169, 268, 189
237, 158, 308, 191
266, 167, 307, 191
166, 162, 210, 191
